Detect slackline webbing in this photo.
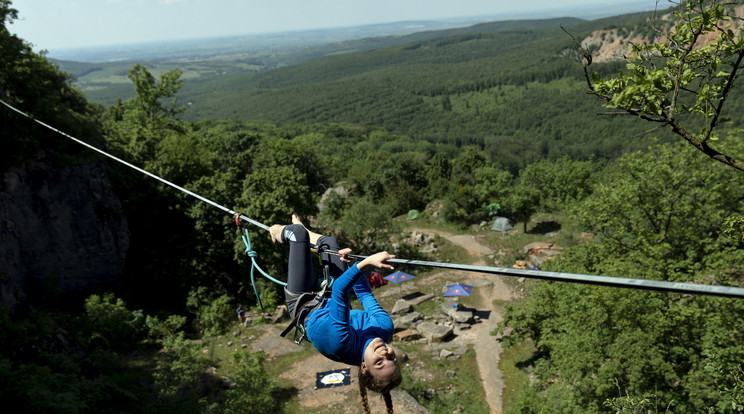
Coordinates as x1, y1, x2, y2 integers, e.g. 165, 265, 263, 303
348, 255, 744, 298
3, 98, 744, 299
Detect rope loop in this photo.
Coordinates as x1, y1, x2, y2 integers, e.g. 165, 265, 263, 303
237, 225, 286, 311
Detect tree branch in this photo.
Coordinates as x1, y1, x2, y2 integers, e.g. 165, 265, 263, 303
669, 15, 703, 119
706, 48, 744, 142
667, 117, 744, 172
560, 25, 594, 92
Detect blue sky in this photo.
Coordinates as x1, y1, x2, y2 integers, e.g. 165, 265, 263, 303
10, 0, 659, 51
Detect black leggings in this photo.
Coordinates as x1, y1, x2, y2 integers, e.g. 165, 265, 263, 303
282, 224, 345, 293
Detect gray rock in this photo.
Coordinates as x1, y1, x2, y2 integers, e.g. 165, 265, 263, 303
1, 159, 129, 302
390, 389, 430, 414
422, 388, 435, 399
440, 298, 461, 315
393, 347, 409, 363
391, 299, 413, 314
417, 321, 453, 342
395, 311, 422, 328
219, 376, 235, 389
439, 349, 454, 358
450, 309, 474, 324
271, 305, 288, 323
408, 293, 435, 306
441, 298, 474, 324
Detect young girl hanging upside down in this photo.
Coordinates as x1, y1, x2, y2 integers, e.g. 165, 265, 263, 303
269, 214, 402, 414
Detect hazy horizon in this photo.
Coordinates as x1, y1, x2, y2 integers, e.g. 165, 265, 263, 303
12, 0, 660, 55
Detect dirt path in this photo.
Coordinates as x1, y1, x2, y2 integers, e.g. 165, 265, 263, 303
411, 228, 515, 414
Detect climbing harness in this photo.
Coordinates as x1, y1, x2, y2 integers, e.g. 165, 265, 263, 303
280, 288, 331, 345
4, 98, 744, 299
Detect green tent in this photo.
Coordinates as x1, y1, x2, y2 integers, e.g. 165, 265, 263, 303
407, 209, 420, 221
491, 217, 514, 232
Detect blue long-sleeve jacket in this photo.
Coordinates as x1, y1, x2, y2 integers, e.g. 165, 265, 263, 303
305, 263, 394, 365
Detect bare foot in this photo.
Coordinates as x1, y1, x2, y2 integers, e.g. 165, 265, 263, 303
292, 214, 322, 245
269, 224, 285, 244
291, 213, 304, 226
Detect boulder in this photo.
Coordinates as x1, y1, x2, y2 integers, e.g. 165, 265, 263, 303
520, 241, 564, 267
440, 298, 460, 315
450, 309, 474, 324
417, 322, 453, 342
408, 293, 435, 306
219, 376, 235, 389
393, 347, 409, 363
393, 329, 421, 342
0, 158, 129, 302
271, 305, 288, 324
395, 311, 422, 329
439, 349, 454, 358
391, 299, 413, 314
523, 241, 555, 255
317, 182, 349, 213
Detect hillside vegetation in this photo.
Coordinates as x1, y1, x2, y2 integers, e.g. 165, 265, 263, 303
64, 12, 686, 172
175, 12, 685, 171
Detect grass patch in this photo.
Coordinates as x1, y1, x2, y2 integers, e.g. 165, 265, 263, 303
411, 296, 440, 314
263, 343, 316, 377
428, 234, 472, 266
398, 343, 489, 414
500, 338, 537, 411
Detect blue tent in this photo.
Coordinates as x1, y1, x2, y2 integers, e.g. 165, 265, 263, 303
444, 283, 473, 296
384, 271, 416, 283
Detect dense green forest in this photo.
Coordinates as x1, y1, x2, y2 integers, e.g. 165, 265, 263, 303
2, 0, 744, 412
176, 12, 675, 173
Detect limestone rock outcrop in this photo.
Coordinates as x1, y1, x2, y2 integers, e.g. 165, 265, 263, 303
0, 156, 129, 308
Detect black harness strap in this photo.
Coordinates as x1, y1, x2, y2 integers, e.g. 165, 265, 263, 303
280, 290, 331, 344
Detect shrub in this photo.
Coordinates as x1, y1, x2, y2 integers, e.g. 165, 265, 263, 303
220, 352, 280, 414
82, 293, 144, 350
186, 287, 234, 337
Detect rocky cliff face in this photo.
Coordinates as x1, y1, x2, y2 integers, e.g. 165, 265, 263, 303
0, 152, 129, 310
580, 5, 744, 63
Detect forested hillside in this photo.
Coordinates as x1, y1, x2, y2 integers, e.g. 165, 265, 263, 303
2, 0, 744, 413
179, 12, 675, 172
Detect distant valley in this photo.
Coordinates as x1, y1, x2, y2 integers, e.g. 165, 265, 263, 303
51, 1, 656, 108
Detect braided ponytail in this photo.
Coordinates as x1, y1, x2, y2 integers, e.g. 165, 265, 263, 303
383, 391, 394, 414
357, 364, 402, 414
358, 373, 372, 414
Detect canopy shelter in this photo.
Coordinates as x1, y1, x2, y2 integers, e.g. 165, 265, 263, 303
444, 283, 473, 296
384, 271, 416, 283
384, 271, 416, 297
